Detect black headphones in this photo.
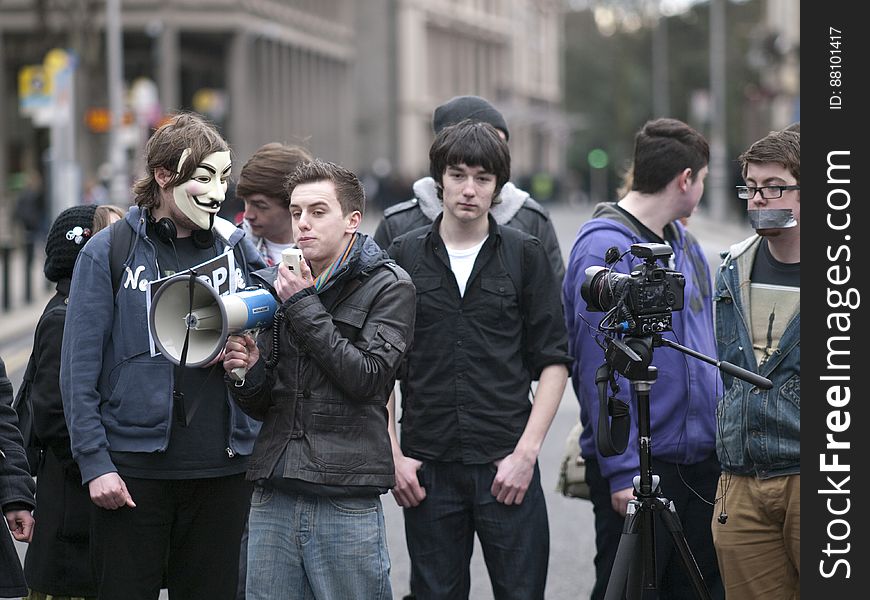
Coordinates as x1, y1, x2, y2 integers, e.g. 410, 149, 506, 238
147, 210, 215, 249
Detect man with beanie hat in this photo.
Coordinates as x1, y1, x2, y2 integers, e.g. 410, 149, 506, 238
60, 112, 266, 599
20, 203, 122, 600
374, 95, 564, 281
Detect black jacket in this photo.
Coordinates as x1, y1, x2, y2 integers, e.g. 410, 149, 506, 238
373, 177, 565, 281
1, 357, 36, 598
23, 279, 96, 596
229, 234, 416, 492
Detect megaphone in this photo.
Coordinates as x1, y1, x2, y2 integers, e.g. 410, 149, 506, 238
148, 273, 277, 381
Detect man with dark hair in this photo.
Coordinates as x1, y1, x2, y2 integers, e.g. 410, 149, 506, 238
374, 94, 564, 281
562, 118, 723, 599
60, 112, 266, 599
236, 142, 314, 266
712, 129, 800, 599
388, 120, 571, 599
222, 159, 416, 599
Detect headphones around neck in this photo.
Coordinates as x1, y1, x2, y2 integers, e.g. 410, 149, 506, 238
147, 211, 215, 249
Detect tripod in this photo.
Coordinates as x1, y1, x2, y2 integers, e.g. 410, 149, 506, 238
596, 334, 770, 599
603, 365, 711, 600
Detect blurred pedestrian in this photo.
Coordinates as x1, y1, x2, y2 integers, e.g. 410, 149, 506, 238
14, 170, 47, 242
387, 120, 570, 600
236, 142, 313, 266
60, 112, 266, 600
223, 160, 415, 599
20, 204, 123, 600
562, 118, 723, 599
1, 355, 36, 599
83, 177, 110, 206
374, 95, 565, 282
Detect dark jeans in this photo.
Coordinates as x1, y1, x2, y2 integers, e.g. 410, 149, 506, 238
89, 474, 252, 600
586, 454, 724, 600
403, 461, 549, 600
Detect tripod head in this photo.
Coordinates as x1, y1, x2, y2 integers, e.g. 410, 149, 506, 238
595, 333, 772, 457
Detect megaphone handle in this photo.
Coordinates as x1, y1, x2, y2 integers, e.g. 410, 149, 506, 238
230, 366, 247, 385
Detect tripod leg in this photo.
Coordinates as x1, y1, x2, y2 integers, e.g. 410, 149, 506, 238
605, 502, 644, 600
658, 500, 713, 600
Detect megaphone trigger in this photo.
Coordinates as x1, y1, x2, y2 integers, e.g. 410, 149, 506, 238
228, 329, 261, 384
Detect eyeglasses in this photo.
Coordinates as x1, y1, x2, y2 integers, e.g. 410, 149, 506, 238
736, 185, 800, 200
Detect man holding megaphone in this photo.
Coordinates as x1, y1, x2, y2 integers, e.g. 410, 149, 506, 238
60, 113, 266, 600
222, 159, 416, 600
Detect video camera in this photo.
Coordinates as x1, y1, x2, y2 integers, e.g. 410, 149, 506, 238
581, 243, 685, 336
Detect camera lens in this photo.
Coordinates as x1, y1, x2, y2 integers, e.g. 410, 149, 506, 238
581, 266, 629, 312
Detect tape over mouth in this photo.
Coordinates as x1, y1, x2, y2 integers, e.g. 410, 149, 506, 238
747, 209, 797, 229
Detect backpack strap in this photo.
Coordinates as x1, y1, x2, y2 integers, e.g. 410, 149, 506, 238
109, 218, 135, 296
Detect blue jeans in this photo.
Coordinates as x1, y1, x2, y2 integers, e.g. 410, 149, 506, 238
403, 461, 549, 600
245, 483, 392, 600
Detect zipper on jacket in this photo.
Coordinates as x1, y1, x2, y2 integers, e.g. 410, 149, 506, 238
226, 447, 235, 458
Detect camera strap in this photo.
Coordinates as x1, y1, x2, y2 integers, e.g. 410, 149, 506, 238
595, 363, 630, 456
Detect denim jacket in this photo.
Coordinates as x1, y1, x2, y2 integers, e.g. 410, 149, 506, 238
713, 235, 800, 479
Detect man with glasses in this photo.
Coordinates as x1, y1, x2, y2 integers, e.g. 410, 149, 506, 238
712, 128, 800, 599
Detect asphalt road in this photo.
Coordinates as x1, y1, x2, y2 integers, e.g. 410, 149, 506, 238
3, 199, 752, 599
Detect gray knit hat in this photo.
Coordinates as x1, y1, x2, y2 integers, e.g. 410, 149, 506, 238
44, 204, 98, 282
432, 95, 510, 141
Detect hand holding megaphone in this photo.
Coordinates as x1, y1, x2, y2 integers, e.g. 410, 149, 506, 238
223, 333, 260, 382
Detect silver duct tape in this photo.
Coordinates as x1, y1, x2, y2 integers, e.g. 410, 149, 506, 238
747, 209, 797, 229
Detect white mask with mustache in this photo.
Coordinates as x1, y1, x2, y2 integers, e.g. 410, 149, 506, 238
172, 148, 232, 230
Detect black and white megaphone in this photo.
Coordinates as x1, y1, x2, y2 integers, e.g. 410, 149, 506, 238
148, 273, 277, 381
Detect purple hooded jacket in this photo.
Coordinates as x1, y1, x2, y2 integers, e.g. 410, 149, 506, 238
562, 203, 719, 494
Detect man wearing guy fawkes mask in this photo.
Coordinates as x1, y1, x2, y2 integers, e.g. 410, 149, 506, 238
712, 128, 801, 599
60, 113, 265, 600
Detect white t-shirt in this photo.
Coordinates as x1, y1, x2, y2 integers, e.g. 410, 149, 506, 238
446, 237, 487, 297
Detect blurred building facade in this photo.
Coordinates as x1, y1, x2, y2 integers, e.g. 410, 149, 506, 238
763, 0, 800, 127
0, 0, 567, 223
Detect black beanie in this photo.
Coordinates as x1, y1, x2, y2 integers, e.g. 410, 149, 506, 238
432, 95, 510, 141
44, 204, 98, 282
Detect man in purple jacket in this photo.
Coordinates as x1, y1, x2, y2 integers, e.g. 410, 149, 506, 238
562, 118, 723, 599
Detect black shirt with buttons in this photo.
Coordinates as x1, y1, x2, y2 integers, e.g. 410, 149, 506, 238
389, 214, 571, 464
